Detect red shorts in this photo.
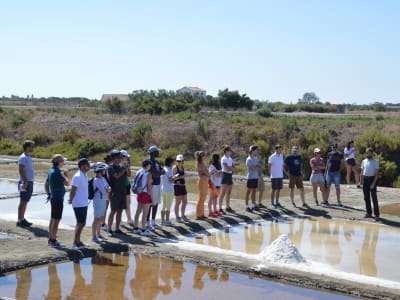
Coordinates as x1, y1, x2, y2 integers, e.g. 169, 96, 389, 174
137, 192, 151, 204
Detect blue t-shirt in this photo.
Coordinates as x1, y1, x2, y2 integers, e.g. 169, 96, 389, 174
327, 151, 344, 172
150, 159, 162, 186
284, 154, 302, 176
18, 152, 34, 181
48, 167, 66, 201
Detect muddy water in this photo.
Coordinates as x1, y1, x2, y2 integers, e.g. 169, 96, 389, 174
0, 253, 357, 300
380, 203, 400, 216
184, 217, 400, 282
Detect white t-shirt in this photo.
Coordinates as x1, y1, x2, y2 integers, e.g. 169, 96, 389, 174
93, 177, 109, 201
161, 166, 174, 193
268, 152, 284, 178
71, 170, 89, 208
209, 164, 222, 187
344, 147, 355, 160
137, 168, 150, 193
361, 158, 379, 177
221, 155, 233, 173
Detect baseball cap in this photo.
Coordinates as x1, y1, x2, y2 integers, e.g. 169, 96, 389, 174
147, 145, 161, 154
51, 154, 66, 164
110, 149, 122, 158
176, 154, 184, 161
249, 145, 258, 153
366, 147, 374, 153
120, 149, 130, 157
78, 158, 90, 167
291, 146, 298, 151
314, 148, 321, 153
142, 158, 152, 167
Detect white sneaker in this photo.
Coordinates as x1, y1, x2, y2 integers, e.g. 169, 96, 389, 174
141, 229, 151, 236
101, 224, 108, 231
176, 217, 183, 223
152, 221, 161, 228
165, 220, 173, 226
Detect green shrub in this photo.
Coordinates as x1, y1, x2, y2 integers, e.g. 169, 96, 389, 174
77, 139, 106, 158
25, 131, 52, 146
197, 120, 209, 139
256, 107, 272, 118
130, 122, 152, 148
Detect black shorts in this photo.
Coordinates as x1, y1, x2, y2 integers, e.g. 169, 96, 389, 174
271, 178, 283, 190
221, 172, 233, 185
246, 179, 258, 189
73, 206, 88, 224
110, 193, 127, 211
346, 158, 356, 166
50, 200, 63, 220
174, 185, 187, 196
126, 184, 131, 195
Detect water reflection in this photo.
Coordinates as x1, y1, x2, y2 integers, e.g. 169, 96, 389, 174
185, 217, 400, 282
2, 253, 358, 300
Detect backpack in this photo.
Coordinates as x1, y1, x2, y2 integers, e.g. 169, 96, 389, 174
88, 177, 96, 200
131, 171, 145, 195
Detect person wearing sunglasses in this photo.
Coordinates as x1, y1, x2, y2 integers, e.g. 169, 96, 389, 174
309, 148, 328, 205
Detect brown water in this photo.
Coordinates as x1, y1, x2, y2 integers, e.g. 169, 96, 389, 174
380, 203, 400, 216
185, 217, 400, 282
0, 253, 358, 300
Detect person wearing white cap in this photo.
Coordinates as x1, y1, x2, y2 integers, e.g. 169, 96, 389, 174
284, 146, 306, 208
92, 162, 111, 242
309, 148, 328, 205
47, 154, 69, 248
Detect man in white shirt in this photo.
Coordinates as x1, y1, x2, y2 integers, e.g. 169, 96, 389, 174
268, 144, 284, 208
69, 158, 91, 249
360, 148, 380, 221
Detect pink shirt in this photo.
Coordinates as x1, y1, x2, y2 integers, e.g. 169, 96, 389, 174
310, 157, 324, 174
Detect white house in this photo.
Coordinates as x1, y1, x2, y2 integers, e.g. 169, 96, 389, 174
176, 86, 207, 98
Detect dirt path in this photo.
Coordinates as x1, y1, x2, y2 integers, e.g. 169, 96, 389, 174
1, 157, 400, 299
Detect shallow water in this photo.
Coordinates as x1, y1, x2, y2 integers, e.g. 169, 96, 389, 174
183, 217, 400, 282
0, 253, 358, 300
380, 203, 400, 216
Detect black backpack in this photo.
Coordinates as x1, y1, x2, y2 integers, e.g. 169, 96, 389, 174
88, 177, 96, 200
131, 171, 145, 195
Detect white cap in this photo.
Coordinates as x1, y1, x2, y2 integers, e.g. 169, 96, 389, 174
314, 148, 321, 153
120, 149, 130, 157
176, 154, 184, 161
291, 146, 298, 151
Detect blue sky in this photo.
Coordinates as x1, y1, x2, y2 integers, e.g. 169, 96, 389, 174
1, 1, 399, 104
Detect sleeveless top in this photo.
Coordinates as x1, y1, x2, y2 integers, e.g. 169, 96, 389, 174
174, 165, 185, 185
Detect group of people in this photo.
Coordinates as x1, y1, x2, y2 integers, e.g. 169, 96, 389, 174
15, 138, 381, 249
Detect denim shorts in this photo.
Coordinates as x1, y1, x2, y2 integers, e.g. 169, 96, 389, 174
310, 173, 325, 184
326, 172, 341, 188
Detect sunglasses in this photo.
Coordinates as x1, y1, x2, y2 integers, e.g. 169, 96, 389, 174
315, 152, 321, 154
176, 160, 182, 162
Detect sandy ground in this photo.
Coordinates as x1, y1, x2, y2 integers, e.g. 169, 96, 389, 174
1, 157, 400, 299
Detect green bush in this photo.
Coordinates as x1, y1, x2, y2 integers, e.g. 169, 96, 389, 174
130, 122, 152, 148
256, 107, 272, 118
77, 139, 106, 158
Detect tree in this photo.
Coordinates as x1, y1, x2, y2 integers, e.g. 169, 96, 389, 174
298, 92, 321, 105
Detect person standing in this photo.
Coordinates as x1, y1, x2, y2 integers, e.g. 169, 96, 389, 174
92, 162, 110, 242
284, 146, 306, 207
161, 157, 174, 225
132, 159, 153, 236
107, 150, 128, 235
360, 148, 380, 221
47, 154, 69, 247
195, 151, 210, 220
245, 145, 260, 212
219, 145, 235, 213
268, 144, 284, 208
147, 145, 165, 229
309, 148, 328, 205
326, 143, 344, 206
120, 150, 133, 226
17, 140, 35, 227
68, 158, 90, 249
173, 154, 189, 223
208, 154, 222, 217
344, 141, 361, 188
257, 153, 266, 208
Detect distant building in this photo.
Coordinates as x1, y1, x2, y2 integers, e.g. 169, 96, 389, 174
176, 86, 206, 98
101, 94, 129, 101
